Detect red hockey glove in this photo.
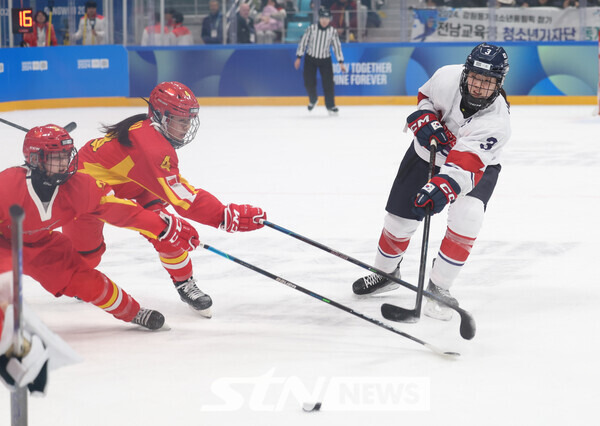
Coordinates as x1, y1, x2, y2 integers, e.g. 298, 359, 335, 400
158, 212, 200, 251
412, 175, 461, 219
407, 109, 449, 151
221, 204, 266, 233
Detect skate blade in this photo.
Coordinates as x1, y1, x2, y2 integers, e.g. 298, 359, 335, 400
188, 305, 212, 318
354, 283, 400, 298
132, 322, 171, 331
158, 322, 172, 331
424, 301, 453, 321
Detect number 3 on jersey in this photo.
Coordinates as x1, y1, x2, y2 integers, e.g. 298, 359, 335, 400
480, 137, 497, 151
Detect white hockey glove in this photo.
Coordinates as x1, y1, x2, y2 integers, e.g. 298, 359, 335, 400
0, 306, 50, 396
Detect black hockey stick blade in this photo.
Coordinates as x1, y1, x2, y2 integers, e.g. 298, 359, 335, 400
382, 303, 476, 340
63, 122, 77, 132
380, 304, 421, 323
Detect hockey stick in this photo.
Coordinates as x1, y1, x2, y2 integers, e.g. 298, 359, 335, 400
0, 118, 77, 133
259, 220, 476, 340
0, 118, 28, 133
394, 142, 437, 323
9, 205, 28, 426
202, 244, 459, 357
47, 1, 55, 47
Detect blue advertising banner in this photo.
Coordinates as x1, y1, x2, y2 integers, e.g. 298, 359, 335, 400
127, 42, 598, 98
0, 42, 596, 104
0, 45, 129, 102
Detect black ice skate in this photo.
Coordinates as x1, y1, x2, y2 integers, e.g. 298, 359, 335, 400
424, 280, 458, 321
327, 107, 339, 116
175, 277, 213, 318
308, 99, 318, 111
131, 308, 165, 330
352, 267, 400, 296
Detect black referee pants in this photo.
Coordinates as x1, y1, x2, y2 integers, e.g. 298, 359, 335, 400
303, 55, 336, 109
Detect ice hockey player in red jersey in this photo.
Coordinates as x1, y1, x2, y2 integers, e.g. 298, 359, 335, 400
352, 43, 510, 320
63, 81, 267, 318
0, 124, 201, 331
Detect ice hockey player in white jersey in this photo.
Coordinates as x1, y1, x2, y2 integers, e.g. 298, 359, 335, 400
352, 43, 510, 320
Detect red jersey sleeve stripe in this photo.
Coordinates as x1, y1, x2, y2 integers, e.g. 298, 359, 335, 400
446, 150, 485, 184
417, 92, 429, 103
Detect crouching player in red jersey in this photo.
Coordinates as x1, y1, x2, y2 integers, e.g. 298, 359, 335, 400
0, 124, 200, 330
64, 82, 267, 318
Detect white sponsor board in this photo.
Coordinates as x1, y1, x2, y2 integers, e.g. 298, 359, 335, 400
411, 6, 600, 42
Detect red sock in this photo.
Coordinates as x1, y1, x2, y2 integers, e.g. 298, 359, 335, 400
378, 228, 410, 259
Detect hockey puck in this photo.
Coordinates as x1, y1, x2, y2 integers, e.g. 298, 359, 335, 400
302, 402, 322, 412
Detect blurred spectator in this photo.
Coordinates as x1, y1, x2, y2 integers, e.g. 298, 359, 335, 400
518, 0, 561, 6
561, 0, 578, 6
166, 8, 177, 29
427, 0, 487, 6
283, 0, 298, 13
235, 3, 256, 43
22, 11, 58, 47
330, 0, 358, 42
202, 0, 224, 44
73, 1, 106, 45
141, 12, 176, 46
172, 12, 194, 45
255, 0, 286, 44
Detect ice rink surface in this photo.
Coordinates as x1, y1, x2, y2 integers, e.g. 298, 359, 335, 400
0, 104, 598, 425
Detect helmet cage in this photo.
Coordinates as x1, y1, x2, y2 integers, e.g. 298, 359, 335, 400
154, 109, 200, 149
41, 149, 78, 185
459, 43, 509, 111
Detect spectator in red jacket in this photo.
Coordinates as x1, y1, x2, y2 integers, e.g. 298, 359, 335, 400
172, 11, 194, 45
22, 11, 58, 47
330, 0, 358, 42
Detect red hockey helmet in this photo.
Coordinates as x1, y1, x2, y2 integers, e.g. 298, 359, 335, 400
148, 81, 200, 149
23, 124, 78, 185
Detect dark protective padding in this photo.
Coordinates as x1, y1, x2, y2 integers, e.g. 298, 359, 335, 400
385, 144, 501, 219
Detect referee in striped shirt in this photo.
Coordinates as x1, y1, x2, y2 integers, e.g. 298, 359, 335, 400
294, 7, 347, 116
